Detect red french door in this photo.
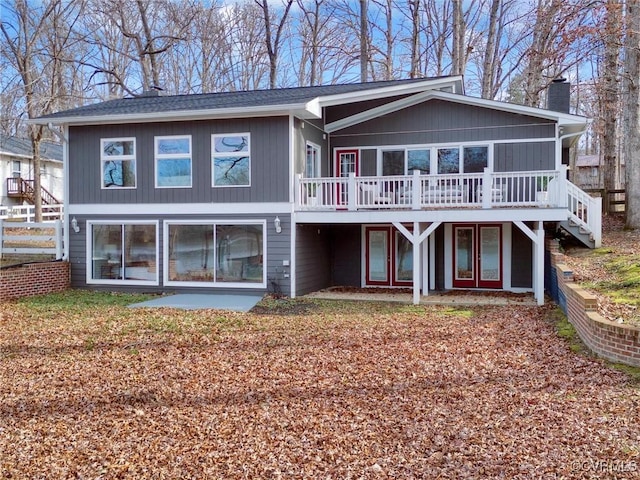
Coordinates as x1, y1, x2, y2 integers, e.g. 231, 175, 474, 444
365, 226, 413, 287
335, 149, 358, 206
453, 224, 502, 289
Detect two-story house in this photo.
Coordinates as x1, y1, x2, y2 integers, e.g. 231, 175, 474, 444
0, 134, 63, 207
32, 76, 600, 305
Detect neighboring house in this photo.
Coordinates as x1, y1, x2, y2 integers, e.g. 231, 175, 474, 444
32, 76, 601, 305
0, 134, 63, 206
574, 154, 626, 191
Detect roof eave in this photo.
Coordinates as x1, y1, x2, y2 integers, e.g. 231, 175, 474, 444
317, 76, 464, 107
29, 102, 322, 126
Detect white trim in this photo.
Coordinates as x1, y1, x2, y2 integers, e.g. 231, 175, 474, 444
32, 103, 322, 126
154, 135, 193, 189
86, 220, 160, 286
100, 137, 137, 190
63, 125, 70, 260
318, 77, 464, 108
163, 219, 267, 289
211, 132, 251, 188
67, 202, 292, 216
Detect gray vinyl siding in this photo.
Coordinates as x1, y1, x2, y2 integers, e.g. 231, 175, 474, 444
494, 142, 555, 172
295, 118, 329, 176
69, 116, 290, 204
511, 225, 533, 288
329, 225, 362, 287
68, 213, 290, 296
329, 99, 555, 148
360, 149, 377, 176
295, 224, 331, 295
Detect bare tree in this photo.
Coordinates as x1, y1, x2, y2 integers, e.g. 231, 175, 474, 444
450, 0, 465, 75
1, 0, 83, 221
623, 0, 640, 227
255, 0, 294, 89
601, 0, 623, 213
359, 0, 368, 82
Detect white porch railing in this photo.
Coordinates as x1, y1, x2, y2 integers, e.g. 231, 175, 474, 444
296, 169, 564, 211
0, 219, 64, 260
295, 167, 602, 247
566, 181, 602, 247
0, 204, 64, 222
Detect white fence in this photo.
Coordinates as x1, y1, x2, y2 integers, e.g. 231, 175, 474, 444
0, 204, 64, 222
0, 219, 63, 260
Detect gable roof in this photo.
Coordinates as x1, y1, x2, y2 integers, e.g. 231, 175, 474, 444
32, 76, 464, 126
0, 135, 62, 163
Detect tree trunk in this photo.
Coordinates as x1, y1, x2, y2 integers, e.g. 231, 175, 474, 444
451, 0, 465, 75
360, 0, 368, 82
624, 0, 640, 228
602, 0, 622, 214
409, 0, 420, 78
481, 0, 501, 98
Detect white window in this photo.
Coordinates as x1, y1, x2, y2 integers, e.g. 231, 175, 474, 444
11, 160, 21, 178
155, 135, 192, 188
212, 133, 251, 186
305, 142, 321, 178
164, 220, 265, 288
101, 138, 136, 188
87, 221, 159, 285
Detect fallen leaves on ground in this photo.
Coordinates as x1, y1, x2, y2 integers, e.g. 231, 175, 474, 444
0, 297, 638, 479
562, 214, 640, 326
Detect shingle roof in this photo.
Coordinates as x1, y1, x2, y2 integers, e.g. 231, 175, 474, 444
37, 77, 452, 120
0, 135, 62, 162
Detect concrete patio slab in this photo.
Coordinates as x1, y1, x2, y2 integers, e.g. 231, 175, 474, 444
129, 293, 264, 312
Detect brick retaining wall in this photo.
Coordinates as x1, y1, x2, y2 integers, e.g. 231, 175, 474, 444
547, 240, 640, 367
0, 261, 70, 302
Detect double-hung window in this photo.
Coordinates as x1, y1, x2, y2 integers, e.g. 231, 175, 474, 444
212, 133, 250, 186
155, 135, 192, 188
101, 138, 136, 188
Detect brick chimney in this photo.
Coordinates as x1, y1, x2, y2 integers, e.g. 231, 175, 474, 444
547, 77, 570, 113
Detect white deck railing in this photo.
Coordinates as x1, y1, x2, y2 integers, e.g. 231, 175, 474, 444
0, 204, 64, 222
295, 167, 602, 246
296, 169, 564, 211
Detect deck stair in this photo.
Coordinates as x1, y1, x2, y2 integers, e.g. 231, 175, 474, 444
6, 177, 59, 205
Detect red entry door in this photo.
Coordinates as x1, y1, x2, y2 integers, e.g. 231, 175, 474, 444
365, 226, 413, 287
453, 224, 502, 289
335, 149, 358, 205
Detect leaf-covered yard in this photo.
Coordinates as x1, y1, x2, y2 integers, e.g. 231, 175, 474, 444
1, 292, 638, 479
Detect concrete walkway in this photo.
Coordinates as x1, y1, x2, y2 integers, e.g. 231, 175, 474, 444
129, 293, 264, 311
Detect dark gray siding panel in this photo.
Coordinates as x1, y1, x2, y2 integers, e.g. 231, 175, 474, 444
69, 116, 290, 204
330, 225, 361, 287
296, 118, 329, 177
494, 142, 555, 172
330, 99, 555, 148
511, 224, 533, 288
360, 149, 377, 176
295, 224, 331, 295
68, 213, 290, 296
